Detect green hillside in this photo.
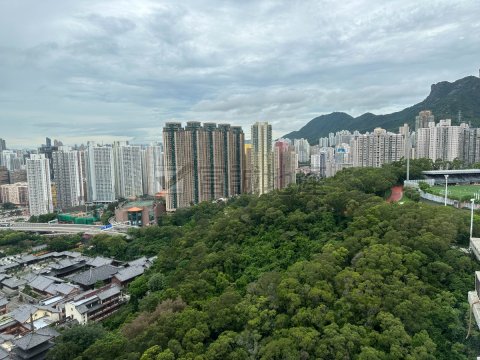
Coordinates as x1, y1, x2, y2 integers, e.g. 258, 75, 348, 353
48, 163, 480, 360
284, 76, 480, 144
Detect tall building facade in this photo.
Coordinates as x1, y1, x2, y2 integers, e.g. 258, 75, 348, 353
144, 144, 165, 196
163, 122, 245, 211
85, 143, 116, 203
0, 167, 9, 186
113, 143, 144, 199
77, 150, 88, 202
251, 122, 273, 195
311, 147, 338, 177
352, 128, 404, 168
415, 119, 468, 162
243, 143, 253, 194
52, 148, 84, 209
273, 140, 297, 189
39, 137, 59, 180
0, 182, 28, 205
1, 151, 23, 171
26, 154, 53, 216
0, 139, 6, 152
9, 169, 27, 184
462, 128, 480, 165
415, 110, 435, 131
294, 138, 310, 163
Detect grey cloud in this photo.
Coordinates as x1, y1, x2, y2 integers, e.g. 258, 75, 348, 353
0, 0, 479, 147
84, 14, 137, 35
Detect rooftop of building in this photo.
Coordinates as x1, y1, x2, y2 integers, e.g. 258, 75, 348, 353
72, 285, 122, 314
114, 266, 145, 283
28, 275, 55, 292
123, 200, 155, 208
127, 256, 155, 268
13, 327, 58, 351
86, 256, 113, 268
68, 265, 119, 287
422, 169, 480, 175
2, 277, 27, 289
10, 304, 59, 324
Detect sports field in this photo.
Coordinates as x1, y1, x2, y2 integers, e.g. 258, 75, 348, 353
428, 184, 480, 201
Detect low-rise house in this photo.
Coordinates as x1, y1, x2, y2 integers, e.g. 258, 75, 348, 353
49, 258, 86, 278
11, 327, 59, 360
0, 263, 21, 274
112, 266, 145, 287
0, 316, 29, 336
127, 256, 154, 268
0, 334, 14, 359
68, 265, 119, 290
65, 285, 127, 324
10, 304, 61, 331
0, 275, 10, 285
44, 282, 80, 297
59, 251, 82, 259
27, 276, 55, 296
86, 256, 114, 268
2, 277, 27, 294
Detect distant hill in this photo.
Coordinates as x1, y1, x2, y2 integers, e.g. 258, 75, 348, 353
283, 75, 480, 144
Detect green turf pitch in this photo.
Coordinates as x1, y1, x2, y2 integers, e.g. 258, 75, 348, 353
429, 184, 480, 201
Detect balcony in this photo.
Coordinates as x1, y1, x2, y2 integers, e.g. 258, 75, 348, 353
471, 238, 480, 261
468, 291, 480, 330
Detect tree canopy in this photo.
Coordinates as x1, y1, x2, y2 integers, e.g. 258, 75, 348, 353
51, 165, 480, 359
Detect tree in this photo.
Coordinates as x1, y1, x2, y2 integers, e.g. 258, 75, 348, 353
47, 324, 106, 360
1, 202, 16, 210
148, 273, 166, 292
69, 166, 479, 359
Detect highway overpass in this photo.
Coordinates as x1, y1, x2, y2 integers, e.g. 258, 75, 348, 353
0, 222, 128, 236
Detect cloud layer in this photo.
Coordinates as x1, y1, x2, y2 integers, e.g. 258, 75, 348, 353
0, 0, 479, 147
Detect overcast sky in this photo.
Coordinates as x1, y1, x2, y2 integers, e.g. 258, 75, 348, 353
0, 0, 479, 147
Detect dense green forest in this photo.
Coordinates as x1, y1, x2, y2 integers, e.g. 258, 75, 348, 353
48, 162, 480, 359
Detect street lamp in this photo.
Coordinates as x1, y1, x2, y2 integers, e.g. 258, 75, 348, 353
406, 132, 410, 181
471, 198, 475, 239
444, 174, 449, 206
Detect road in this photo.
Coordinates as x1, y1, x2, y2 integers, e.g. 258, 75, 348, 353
0, 222, 128, 236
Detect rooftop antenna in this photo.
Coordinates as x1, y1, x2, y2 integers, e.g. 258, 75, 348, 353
458, 110, 462, 124
30, 312, 34, 332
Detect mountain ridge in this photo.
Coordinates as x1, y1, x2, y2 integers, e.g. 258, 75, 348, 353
283, 75, 480, 144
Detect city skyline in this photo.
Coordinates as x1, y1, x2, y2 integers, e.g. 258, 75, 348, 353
1, 1, 479, 147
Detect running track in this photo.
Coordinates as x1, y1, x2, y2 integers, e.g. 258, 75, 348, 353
388, 185, 404, 202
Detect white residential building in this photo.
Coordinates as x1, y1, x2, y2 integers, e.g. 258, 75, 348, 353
113, 143, 144, 199
26, 154, 53, 216
1, 150, 23, 171
53, 147, 84, 209
415, 119, 468, 162
65, 285, 126, 325
85, 143, 116, 203
145, 144, 164, 196
352, 128, 405, 168
311, 147, 337, 177
294, 138, 310, 163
